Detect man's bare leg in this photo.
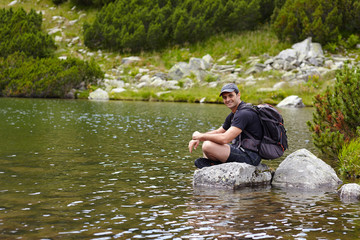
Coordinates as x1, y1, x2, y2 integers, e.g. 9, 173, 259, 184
202, 140, 231, 163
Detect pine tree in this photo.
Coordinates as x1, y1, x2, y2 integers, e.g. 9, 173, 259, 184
308, 65, 360, 159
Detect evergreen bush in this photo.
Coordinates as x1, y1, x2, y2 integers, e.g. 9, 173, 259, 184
0, 53, 104, 98
0, 8, 56, 58
338, 136, 360, 178
272, 0, 360, 45
307, 65, 360, 159
83, 0, 266, 52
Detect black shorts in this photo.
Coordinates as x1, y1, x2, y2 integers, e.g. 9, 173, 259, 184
227, 145, 261, 166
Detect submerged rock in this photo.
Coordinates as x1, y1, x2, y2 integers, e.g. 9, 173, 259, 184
338, 183, 360, 202
272, 149, 342, 190
193, 162, 272, 190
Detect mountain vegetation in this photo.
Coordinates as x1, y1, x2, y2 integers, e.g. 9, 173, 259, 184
272, 0, 360, 50
83, 0, 271, 52
0, 7, 56, 58
0, 7, 104, 98
0, 52, 103, 98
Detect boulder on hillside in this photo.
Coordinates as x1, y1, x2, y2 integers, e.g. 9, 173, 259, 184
168, 55, 214, 81
277, 95, 305, 108
266, 37, 325, 72
189, 57, 210, 71
338, 183, 360, 202
89, 88, 109, 100
202, 54, 213, 68
193, 162, 273, 190
292, 37, 324, 59
276, 49, 298, 62
168, 62, 191, 80
272, 149, 342, 190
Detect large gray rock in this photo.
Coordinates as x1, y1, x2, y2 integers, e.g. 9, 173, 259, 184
193, 163, 272, 190
308, 42, 324, 59
189, 57, 209, 70
338, 183, 360, 202
276, 49, 298, 62
273, 37, 325, 70
89, 88, 109, 100
272, 149, 342, 190
292, 37, 312, 56
245, 63, 266, 75
168, 62, 191, 80
169, 59, 214, 81
202, 54, 213, 69
277, 95, 305, 108
291, 37, 324, 60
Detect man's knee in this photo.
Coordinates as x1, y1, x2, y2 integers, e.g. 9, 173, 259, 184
202, 140, 214, 153
202, 140, 230, 162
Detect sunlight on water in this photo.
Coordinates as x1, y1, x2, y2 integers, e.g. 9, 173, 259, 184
0, 98, 359, 239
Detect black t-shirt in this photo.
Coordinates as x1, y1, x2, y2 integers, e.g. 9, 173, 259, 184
222, 102, 263, 143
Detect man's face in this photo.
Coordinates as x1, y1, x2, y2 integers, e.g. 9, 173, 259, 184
221, 91, 240, 110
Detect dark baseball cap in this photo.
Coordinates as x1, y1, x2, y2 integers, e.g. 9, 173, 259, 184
219, 83, 239, 96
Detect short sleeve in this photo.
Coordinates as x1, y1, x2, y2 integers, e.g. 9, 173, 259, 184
222, 112, 234, 130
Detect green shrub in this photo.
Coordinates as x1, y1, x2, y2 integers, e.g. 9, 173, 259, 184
346, 34, 359, 49
83, 0, 264, 52
307, 65, 360, 159
272, 0, 360, 45
324, 42, 339, 53
0, 52, 104, 98
338, 136, 360, 178
204, 74, 218, 83
0, 8, 56, 58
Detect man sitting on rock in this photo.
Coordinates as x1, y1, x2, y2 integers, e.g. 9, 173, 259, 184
188, 83, 263, 168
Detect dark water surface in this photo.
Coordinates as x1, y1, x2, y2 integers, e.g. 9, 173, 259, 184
0, 98, 359, 239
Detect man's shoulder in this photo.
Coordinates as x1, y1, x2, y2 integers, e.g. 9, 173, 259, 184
236, 106, 256, 116
235, 105, 261, 122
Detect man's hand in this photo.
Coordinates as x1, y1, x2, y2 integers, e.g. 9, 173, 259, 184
188, 139, 200, 153
192, 131, 202, 141
192, 131, 200, 137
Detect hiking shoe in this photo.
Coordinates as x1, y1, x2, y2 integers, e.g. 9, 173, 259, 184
194, 158, 221, 169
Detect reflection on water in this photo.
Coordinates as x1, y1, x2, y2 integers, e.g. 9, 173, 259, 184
0, 98, 359, 239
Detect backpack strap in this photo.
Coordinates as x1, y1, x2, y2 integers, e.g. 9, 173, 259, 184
235, 103, 262, 152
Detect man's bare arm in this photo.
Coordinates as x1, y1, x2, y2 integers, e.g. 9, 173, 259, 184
196, 126, 226, 135
192, 126, 242, 145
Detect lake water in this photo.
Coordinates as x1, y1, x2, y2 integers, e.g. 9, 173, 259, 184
0, 98, 359, 239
